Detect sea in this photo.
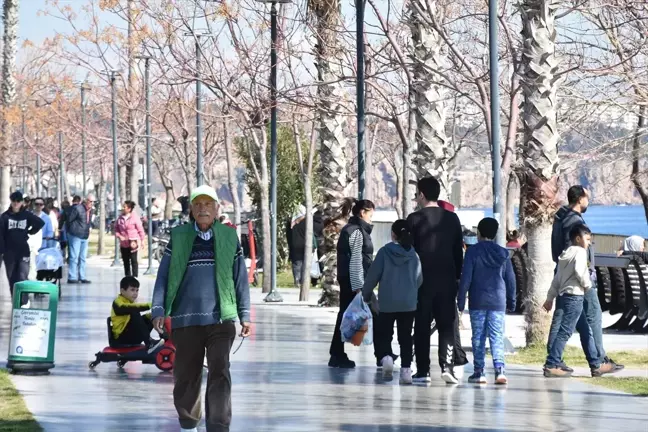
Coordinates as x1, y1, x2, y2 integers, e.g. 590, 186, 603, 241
478, 205, 648, 238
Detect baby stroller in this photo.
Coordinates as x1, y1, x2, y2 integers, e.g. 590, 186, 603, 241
36, 245, 65, 297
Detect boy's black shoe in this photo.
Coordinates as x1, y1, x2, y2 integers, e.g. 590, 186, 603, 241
67, 279, 78, 284
543, 366, 572, 378
604, 357, 625, 371
412, 371, 431, 383
441, 364, 459, 384
328, 355, 355, 369
558, 363, 574, 373
80, 279, 92, 284
147, 338, 164, 354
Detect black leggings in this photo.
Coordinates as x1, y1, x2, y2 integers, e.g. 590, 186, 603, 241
3, 253, 30, 296
121, 248, 139, 277
376, 311, 415, 368
116, 314, 153, 346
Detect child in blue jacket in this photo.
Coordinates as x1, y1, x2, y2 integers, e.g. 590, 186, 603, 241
458, 217, 516, 385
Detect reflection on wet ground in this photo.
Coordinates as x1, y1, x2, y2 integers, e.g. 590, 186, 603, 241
1, 261, 647, 431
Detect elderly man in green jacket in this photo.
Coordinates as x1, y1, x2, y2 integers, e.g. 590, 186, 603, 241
151, 185, 250, 432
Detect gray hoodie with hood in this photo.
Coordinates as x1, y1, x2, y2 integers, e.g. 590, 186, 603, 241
362, 242, 422, 313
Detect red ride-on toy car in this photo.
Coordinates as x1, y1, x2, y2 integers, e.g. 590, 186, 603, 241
89, 317, 175, 372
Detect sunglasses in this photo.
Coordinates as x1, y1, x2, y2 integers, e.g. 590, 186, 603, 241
35, 202, 44, 206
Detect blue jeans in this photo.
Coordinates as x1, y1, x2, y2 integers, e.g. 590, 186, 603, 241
546, 294, 584, 367
68, 235, 88, 281
547, 287, 604, 367
469, 310, 506, 371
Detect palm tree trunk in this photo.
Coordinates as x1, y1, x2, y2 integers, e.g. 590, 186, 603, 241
311, 0, 351, 306
407, 0, 452, 199
520, 0, 561, 345
1, 0, 20, 209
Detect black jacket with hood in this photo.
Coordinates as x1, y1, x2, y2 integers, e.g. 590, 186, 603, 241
551, 206, 595, 272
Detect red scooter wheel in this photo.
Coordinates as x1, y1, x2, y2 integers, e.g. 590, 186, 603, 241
156, 346, 175, 372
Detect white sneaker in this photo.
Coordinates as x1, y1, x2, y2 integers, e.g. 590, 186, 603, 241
180, 428, 198, 432
400, 367, 413, 384
454, 364, 465, 380
441, 365, 459, 384
381, 355, 394, 379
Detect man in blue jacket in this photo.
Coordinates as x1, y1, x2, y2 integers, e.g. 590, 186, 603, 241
458, 217, 515, 385
550, 185, 623, 375
66, 194, 95, 284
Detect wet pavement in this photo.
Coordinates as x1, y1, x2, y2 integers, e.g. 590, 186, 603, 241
1, 257, 647, 432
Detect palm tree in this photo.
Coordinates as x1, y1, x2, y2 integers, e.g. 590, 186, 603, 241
519, 0, 561, 345
1, 0, 20, 209
407, 1, 452, 199
308, 0, 351, 306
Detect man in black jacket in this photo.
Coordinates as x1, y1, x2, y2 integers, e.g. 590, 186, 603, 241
407, 177, 465, 384
67, 194, 95, 284
0, 192, 45, 296
550, 185, 623, 376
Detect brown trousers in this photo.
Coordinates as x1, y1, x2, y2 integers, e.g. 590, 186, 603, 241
173, 322, 236, 432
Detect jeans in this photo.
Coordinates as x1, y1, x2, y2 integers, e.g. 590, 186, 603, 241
291, 260, 304, 286
68, 235, 88, 281
547, 287, 604, 367
376, 311, 415, 368
3, 253, 30, 296
546, 294, 584, 367
469, 310, 506, 371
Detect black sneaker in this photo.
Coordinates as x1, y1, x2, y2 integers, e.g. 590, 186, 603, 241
80, 279, 92, 284
412, 371, 431, 383
147, 339, 164, 354
328, 356, 355, 369
441, 364, 459, 384
605, 357, 625, 371
558, 363, 574, 373
67, 279, 79, 284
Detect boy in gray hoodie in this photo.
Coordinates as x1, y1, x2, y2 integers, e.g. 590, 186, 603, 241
543, 224, 615, 378
363, 220, 422, 384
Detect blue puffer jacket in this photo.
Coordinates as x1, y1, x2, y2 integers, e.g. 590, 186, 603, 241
457, 240, 516, 312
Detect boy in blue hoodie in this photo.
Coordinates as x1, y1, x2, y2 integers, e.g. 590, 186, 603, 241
363, 220, 422, 384
458, 218, 516, 385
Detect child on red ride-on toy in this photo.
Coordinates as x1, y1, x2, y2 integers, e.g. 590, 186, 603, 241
89, 276, 176, 371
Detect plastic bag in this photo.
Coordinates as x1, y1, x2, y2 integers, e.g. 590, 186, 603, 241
36, 247, 64, 271
310, 252, 321, 279
340, 293, 373, 345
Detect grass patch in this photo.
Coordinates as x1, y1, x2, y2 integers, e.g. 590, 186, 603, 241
506, 344, 648, 368
586, 377, 648, 396
261, 270, 321, 289
0, 370, 42, 432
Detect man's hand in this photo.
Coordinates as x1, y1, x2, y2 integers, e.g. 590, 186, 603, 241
240, 322, 251, 338
542, 300, 553, 312
152, 316, 165, 334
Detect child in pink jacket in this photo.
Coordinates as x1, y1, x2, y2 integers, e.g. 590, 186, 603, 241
115, 200, 146, 277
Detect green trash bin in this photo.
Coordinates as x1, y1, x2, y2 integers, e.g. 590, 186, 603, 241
7, 280, 59, 373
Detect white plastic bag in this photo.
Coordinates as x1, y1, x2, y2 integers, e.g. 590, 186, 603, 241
340, 293, 373, 345
36, 247, 64, 271
310, 252, 321, 279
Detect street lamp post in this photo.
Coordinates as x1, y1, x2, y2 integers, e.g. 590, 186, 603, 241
21, 107, 26, 193
36, 145, 41, 197
489, 0, 504, 246
109, 70, 122, 267
356, 0, 365, 199
59, 132, 64, 204
256, 0, 290, 303
135, 54, 154, 275
81, 82, 91, 197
